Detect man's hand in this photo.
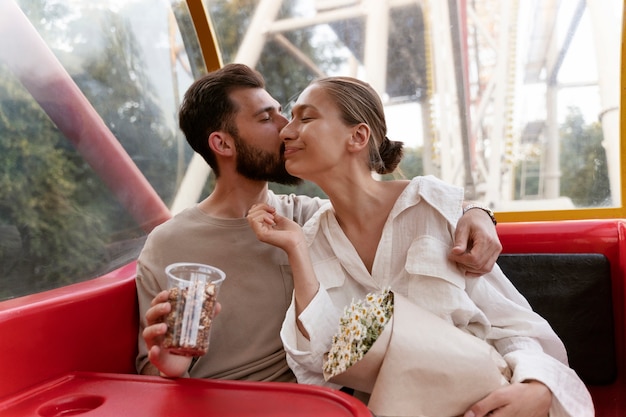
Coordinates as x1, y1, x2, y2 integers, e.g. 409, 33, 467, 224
450, 207, 502, 277
142, 290, 222, 377
463, 381, 552, 417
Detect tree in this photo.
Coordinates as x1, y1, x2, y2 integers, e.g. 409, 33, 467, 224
0, 66, 107, 298
70, 8, 180, 210
1, 0, 180, 299
559, 107, 610, 207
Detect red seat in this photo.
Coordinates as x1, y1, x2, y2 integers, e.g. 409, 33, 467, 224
0, 219, 625, 415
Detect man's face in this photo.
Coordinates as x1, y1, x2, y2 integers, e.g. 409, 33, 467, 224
229, 88, 301, 185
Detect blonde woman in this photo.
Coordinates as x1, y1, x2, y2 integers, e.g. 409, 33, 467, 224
247, 76, 593, 417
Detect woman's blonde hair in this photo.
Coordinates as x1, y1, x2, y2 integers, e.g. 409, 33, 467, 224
311, 77, 403, 175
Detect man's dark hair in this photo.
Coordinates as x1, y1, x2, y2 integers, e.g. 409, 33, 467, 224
178, 63, 266, 176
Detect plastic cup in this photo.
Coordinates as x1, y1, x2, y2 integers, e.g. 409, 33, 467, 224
162, 262, 226, 356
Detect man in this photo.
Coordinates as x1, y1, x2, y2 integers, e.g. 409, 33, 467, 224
137, 63, 501, 381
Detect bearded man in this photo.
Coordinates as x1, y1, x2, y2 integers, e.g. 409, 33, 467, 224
136, 63, 502, 381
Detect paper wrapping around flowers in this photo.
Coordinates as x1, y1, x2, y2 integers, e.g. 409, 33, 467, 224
324, 293, 511, 417
323, 316, 394, 394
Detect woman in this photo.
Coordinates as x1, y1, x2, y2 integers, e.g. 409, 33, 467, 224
247, 76, 593, 417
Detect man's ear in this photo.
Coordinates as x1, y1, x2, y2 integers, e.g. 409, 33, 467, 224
208, 132, 234, 157
348, 123, 370, 152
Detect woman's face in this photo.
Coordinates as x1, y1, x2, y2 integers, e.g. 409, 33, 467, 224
280, 84, 355, 180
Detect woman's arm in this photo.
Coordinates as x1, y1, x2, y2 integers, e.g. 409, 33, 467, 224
468, 272, 594, 416
247, 203, 320, 337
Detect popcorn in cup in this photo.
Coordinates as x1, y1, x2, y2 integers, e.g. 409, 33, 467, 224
162, 262, 225, 356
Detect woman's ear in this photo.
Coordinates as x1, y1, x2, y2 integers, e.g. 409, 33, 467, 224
208, 132, 234, 157
348, 123, 370, 152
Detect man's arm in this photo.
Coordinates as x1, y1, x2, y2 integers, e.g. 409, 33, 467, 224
450, 203, 501, 277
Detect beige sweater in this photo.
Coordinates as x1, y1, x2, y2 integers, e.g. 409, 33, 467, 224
135, 191, 323, 381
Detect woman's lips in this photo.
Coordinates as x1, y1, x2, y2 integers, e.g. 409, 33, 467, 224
283, 146, 300, 157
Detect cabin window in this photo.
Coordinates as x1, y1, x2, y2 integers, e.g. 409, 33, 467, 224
0, 0, 623, 300
0, 0, 197, 300
201, 0, 624, 221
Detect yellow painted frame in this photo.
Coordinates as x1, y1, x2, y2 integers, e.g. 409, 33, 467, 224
186, 0, 625, 223
184, 0, 222, 72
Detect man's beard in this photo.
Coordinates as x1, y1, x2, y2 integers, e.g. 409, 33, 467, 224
233, 132, 302, 186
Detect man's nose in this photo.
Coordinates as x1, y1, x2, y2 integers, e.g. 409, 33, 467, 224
279, 120, 295, 141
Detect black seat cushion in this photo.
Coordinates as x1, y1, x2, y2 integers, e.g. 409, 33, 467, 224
497, 253, 616, 385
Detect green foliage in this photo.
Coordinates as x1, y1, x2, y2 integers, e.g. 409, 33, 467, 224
0, 67, 107, 298
559, 107, 611, 207
208, 0, 344, 106
1, 1, 180, 299
382, 146, 424, 180
513, 107, 610, 206
71, 9, 180, 207
206, 0, 257, 64
513, 158, 541, 200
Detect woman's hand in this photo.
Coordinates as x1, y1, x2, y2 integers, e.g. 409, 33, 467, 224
248, 203, 319, 330
247, 203, 306, 253
463, 381, 552, 417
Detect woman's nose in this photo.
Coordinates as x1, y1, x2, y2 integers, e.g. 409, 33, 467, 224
280, 120, 295, 141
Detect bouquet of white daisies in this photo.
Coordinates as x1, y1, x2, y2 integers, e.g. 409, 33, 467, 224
323, 289, 394, 380
323, 289, 510, 417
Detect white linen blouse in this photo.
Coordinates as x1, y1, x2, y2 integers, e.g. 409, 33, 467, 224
280, 175, 593, 417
